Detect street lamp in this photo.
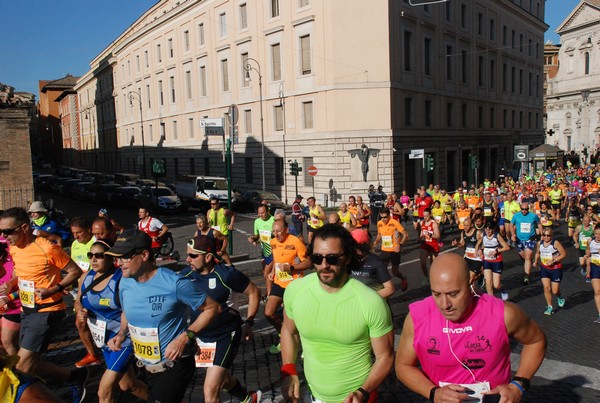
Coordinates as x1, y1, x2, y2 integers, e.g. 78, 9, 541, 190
244, 57, 265, 191
127, 90, 147, 178
276, 83, 288, 204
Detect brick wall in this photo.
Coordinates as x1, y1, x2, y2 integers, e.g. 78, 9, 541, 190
0, 106, 34, 209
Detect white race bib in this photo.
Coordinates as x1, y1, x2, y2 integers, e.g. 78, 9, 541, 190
591, 254, 600, 266
129, 325, 161, 364
211, 225, 221, 232
465, 247, 479, 260
87, 317, 107, 348
483, 247, 497, 260
439, 381, 491, 402
382, 236, 393, 249
195, 340, 217, 367
519, 222, 531, 233
580, 236, 590, 248
76, 261, 90, 271
18, 279, 35, 309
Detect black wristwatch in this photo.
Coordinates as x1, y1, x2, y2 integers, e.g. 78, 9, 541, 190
512, 376, 530, 392
244, 318, 255, 326
429, 386, 440, 402
185, 329, 197, 341
357, 387, 370, 402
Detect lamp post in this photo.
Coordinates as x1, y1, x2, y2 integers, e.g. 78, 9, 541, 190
277, 83, 288, 204
243, 57, 265, 191
128, 90, 147, 178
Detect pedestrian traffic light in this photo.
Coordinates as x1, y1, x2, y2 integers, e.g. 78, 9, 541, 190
152, 158, 166, 178
425, 155, 435, 172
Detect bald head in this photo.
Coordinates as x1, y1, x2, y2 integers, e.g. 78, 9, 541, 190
430, 253, 469, 286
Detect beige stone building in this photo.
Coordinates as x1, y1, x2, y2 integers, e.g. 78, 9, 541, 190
546, 0, 600, 158
80, 0, 547, 202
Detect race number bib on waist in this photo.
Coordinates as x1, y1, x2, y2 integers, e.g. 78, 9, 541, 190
129, 325, 161, 364
87, 317, 107, 348
591, 254, 600, 266
465, 247, 479, 260
195, 340, 217, 367
483, 248, 497, 260
18, 279, 35, 309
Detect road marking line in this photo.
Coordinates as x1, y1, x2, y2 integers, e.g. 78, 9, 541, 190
398, 246, 459, 266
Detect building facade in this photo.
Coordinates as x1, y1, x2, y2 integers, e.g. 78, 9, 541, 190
546, 0, 600, 159
79, 0, 546, 202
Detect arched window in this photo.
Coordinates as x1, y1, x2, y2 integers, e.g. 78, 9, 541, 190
585, 52, 590, 75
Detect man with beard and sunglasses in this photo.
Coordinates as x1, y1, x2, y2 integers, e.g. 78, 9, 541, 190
280, 224, 394, 403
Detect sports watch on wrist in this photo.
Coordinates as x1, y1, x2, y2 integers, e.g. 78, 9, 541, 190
185, 329, 197, 341
512, 376, 530, 392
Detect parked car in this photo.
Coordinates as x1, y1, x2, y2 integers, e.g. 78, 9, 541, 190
114, 173, 141, 186
174, 175, 235, 210
72, 182, 94, 202
90, 183, 122, 205
34, 174, 56, 191
138, 186, 182, 212
81, 172, 103, 183
236, 191, 288, 213
61, 179, 83, 196
110, 186, 143, 209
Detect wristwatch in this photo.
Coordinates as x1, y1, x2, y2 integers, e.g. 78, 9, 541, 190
185, 329, 197, 341
512, 376, 531, 392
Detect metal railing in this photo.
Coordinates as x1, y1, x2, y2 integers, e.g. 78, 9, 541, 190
0, 184, 34, 210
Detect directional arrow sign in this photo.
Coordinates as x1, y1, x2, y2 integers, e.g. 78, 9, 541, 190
409, 149, 425, 159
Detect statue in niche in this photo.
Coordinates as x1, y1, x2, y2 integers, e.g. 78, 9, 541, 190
349, 144, 379, 182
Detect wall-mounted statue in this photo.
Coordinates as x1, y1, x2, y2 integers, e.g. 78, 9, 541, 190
349, 144, 380, 182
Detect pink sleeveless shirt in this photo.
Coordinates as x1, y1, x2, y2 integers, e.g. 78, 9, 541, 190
409, 293, 511, 388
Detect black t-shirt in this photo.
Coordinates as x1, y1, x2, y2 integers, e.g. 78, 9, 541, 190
351, 253, 391, 291
183, 264, 249, 341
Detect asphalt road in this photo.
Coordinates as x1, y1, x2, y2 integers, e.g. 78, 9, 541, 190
31, 191, 600, 402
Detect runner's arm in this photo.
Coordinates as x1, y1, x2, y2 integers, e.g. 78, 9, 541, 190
226, 209, 236, 230
572, 226, 580, 247
157, 223, 169, 238
378, 281, 395, 299
281, 309, 301, 402
241, 281, 261, 340
496, 234, 511, 253
107, 311, 129, 351
553, 240, 567, 263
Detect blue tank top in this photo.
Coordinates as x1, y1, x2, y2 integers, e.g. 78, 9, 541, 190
81, 268, 128, 345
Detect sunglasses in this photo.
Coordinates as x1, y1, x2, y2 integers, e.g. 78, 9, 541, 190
380, 215, 389, 219
87, 252, 106, 259
117, 250, 143, 262
521, 209, 529, 211
311, 253, 345, 265
0, 227, 19, 236
187, 252, 207, 259
542, 234, 552, 237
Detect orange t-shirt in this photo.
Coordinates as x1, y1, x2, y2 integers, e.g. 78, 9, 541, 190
377, 218, 406, 252
270, 234, 308, 288
466, 195, 481, 210
10, 237, 70, 312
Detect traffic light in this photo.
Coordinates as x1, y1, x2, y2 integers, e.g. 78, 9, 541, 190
152, 158, 166, 178
425, 155, 435, 172
289, 160, 302, 176
469, 155, 479, 170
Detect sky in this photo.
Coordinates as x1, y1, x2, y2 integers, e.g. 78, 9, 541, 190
0, 0, 584, 95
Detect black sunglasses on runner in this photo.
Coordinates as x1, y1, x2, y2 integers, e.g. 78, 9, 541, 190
0, 227, 19, 236
87, 252, 106, 259
311, 253, 345, 265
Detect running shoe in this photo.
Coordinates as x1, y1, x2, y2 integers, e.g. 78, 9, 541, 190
69, 367, 89, 403
501, 291, 509, 301
244, 390, 262, 403
581, 268, 587, 277
75, 353, 102, 368
523, 274, 530, 285
557, 297, 565, 308
477, 276, 486, 289
401, 277, 408, 292
269, 343, 281, 354
586, 276, 592, 284
544, 306, 553, 316
594, 316, 600, 324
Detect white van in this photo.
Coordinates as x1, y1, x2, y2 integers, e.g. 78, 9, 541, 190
174, 175, 233, 209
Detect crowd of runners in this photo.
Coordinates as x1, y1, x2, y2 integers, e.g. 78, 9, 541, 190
0, 163, 598, 402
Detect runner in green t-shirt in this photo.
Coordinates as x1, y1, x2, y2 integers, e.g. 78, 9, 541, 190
248, 204, 275, 296
280, 224, 394, 402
